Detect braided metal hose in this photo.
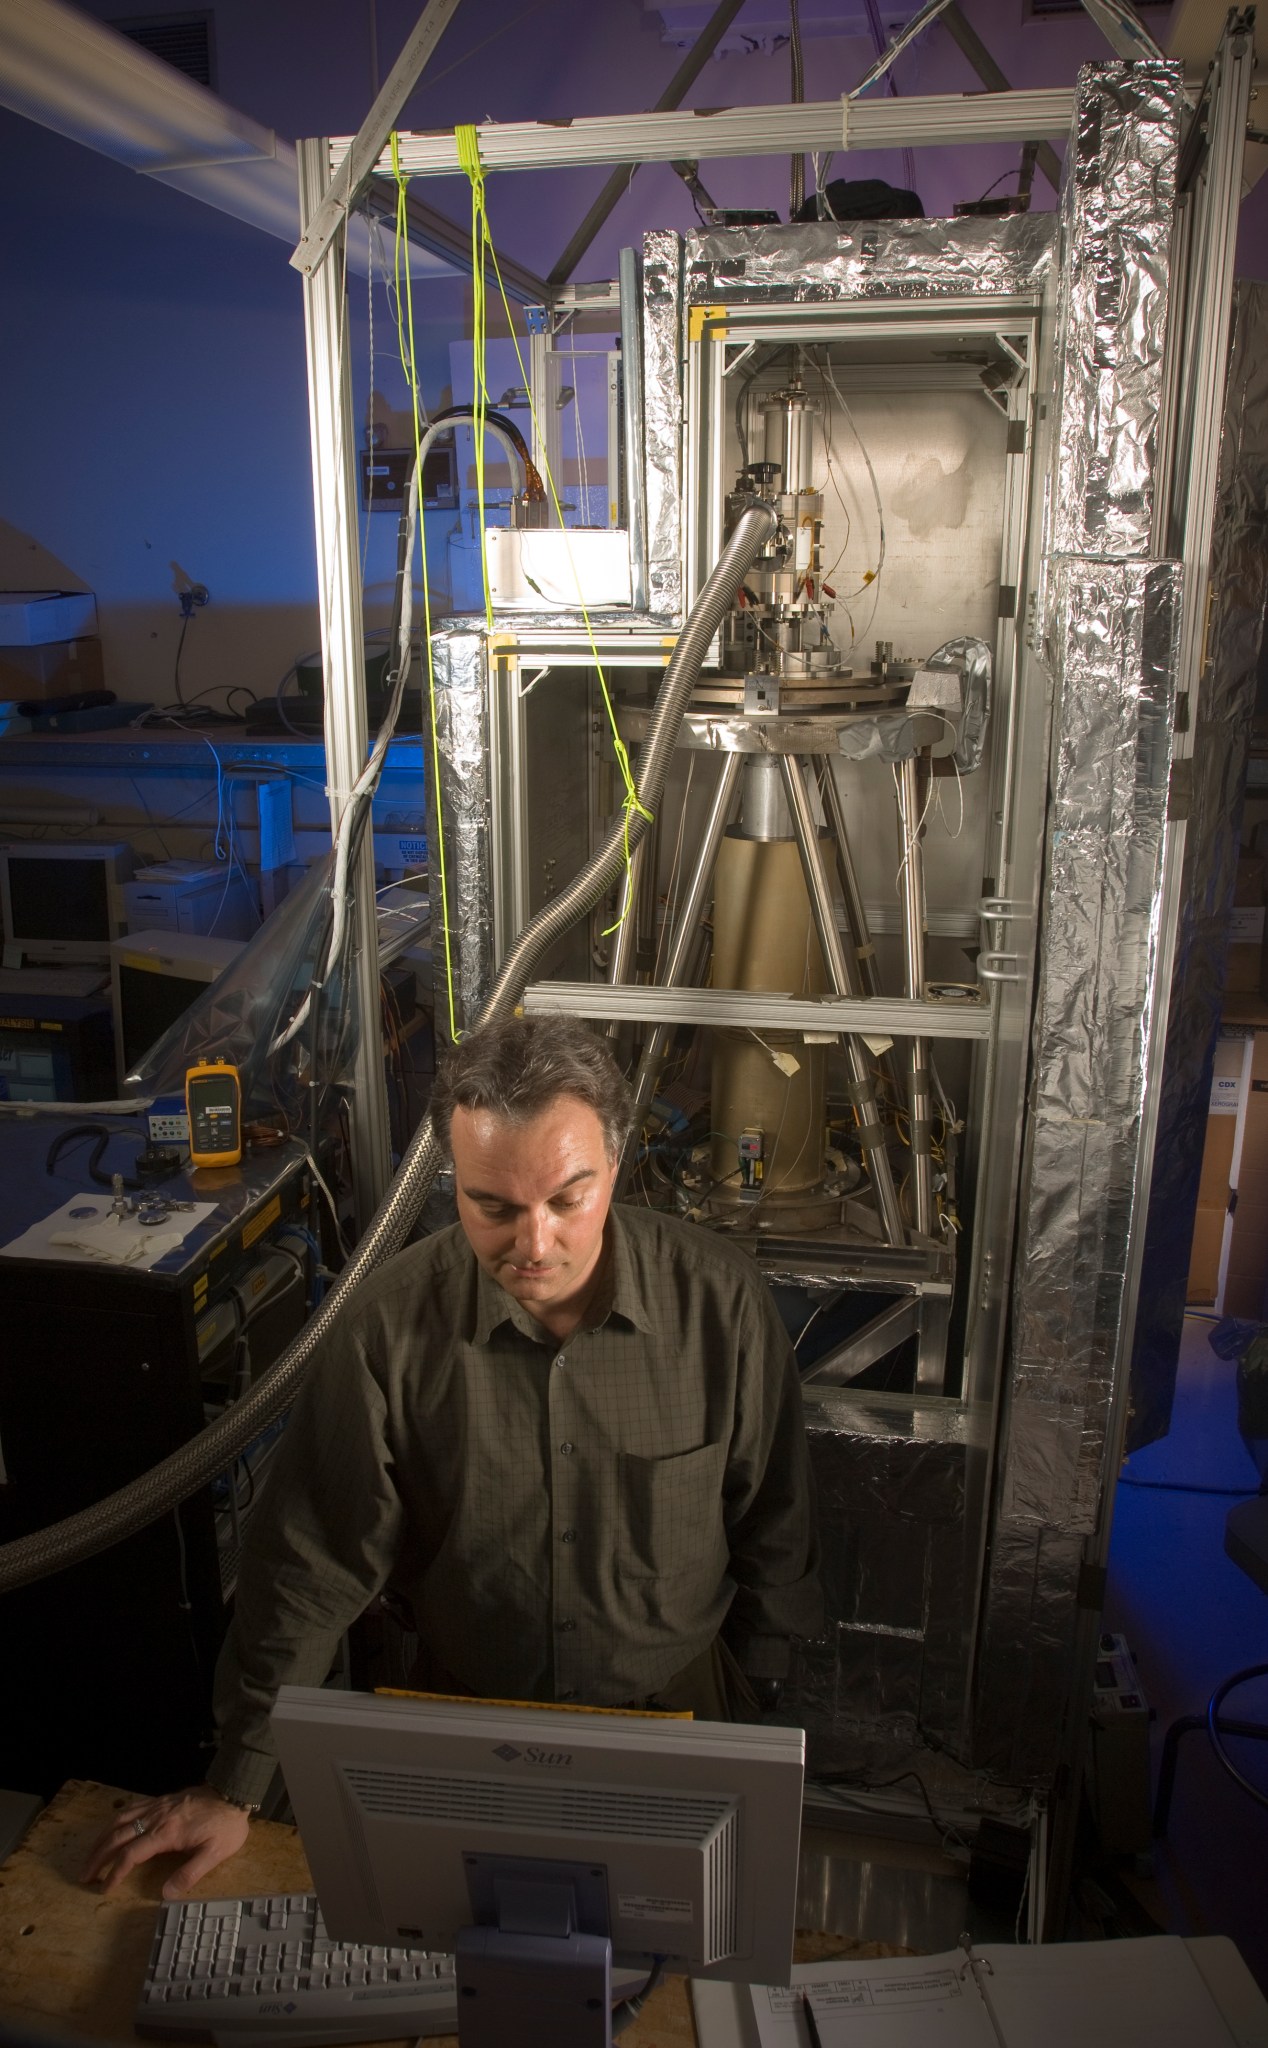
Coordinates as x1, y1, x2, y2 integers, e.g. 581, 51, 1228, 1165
0, 503, 777, 1594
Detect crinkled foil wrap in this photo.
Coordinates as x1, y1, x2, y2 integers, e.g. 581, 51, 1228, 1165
1129, 281, 1268, 1449
426, 628, 494, 1045
685, 213, 1054, 304
970, 1525, 1087, 1781
1049, 62, 1182, 562
970, 558, 1180, 1781
1002, 559, 1181, 1537
786, 1393, 986, 1776
642, 229, 685, 623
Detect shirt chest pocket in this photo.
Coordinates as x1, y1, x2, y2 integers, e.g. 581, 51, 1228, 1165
617, 1440, 728, 1582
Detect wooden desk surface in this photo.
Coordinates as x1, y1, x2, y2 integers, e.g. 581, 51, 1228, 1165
0, 1782, 903, 2046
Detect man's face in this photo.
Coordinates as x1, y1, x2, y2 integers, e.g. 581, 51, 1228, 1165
450, 1094, 619, 1327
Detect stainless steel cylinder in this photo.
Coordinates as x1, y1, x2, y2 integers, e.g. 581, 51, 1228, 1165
740, 754, 793, 841
762, 387, 815, 493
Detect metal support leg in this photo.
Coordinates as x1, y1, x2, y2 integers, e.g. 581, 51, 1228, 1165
814, 758, 882, 1000
815, 754, 906, 1110
896, 755, 933, 1237
297, 139, 392, 1234
616, 754, 742, 1192
778, 754, 905, 1247
605, 839, 645, 1036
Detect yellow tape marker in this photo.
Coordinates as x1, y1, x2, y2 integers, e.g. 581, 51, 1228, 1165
688, 303, 728, 342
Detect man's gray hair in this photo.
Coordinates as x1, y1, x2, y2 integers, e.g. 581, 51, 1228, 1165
430, 1013, 635, 1162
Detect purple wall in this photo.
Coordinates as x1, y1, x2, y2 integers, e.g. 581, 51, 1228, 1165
1, 0, 1265, 706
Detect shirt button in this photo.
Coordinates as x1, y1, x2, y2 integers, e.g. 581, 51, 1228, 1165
554, 1354, 566, 1369
559, 1441, 575, 1456
558, 1618, 577, 1633
561, 1527, 577, 1544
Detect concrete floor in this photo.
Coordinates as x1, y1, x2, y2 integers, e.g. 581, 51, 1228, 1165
1103, 1311, 1268, 1993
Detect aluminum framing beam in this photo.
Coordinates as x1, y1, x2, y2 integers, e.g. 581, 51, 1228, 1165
296, 138, 393, 1231
333, 88, 1077, 180
291, 0, 464, 276
522, 981, 991, 1041
800, 1297, 926, 1386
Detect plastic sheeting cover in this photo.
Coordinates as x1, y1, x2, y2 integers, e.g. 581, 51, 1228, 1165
125, 851, 340, 1108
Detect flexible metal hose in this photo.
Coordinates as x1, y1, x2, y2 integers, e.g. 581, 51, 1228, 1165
0, 503, 777, 1594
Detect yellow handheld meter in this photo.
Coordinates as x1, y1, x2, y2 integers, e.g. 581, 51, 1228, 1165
185, 1059, 243, 1168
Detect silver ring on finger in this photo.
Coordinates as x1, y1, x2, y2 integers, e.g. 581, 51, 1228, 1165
132, 1817, 147, 1838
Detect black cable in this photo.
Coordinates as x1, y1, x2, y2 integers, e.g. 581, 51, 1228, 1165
1118, 1474, 1259, 1498
172, 612, 191, 708
45, 1123, 141, 1191
813, 1766, 969, 1856
428, 403, 545, 498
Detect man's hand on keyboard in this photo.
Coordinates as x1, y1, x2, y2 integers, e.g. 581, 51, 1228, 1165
82, 1785, 250, 1899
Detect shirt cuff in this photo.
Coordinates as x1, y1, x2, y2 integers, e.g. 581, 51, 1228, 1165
205, 1752, 278, 1811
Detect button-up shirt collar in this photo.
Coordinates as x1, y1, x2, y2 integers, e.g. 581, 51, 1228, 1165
471, 1207, 656, 1346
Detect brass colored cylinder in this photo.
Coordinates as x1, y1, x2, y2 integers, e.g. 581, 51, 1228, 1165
709, 830, 830, 1198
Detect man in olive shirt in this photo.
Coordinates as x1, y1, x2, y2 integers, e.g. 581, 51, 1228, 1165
86, 1015, 821, 1897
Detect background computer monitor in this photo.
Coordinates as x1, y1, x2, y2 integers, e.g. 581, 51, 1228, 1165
272, 1686, 804, 2007
109, 928, 244, 1088
0, 840, 133, 966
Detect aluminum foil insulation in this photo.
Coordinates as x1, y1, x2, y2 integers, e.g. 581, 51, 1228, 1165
684, 213, 1054, 304
426, 628, 495, 1043
972, 559, 1181, 1781
642, 229, 685, 623
1006, 560, 1181, 1529
789, 1392, 986, 1776
1048, 61, 1183, 564
1129, 280, 1268, 1450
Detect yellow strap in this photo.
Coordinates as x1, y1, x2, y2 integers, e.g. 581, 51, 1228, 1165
455, 126, 651, 937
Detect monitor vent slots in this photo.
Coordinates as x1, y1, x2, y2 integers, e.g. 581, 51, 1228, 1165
345, 1765, 736, 1842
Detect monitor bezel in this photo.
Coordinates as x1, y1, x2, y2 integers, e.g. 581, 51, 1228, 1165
271, 1685, 804, 1989
0, 839, 133, 966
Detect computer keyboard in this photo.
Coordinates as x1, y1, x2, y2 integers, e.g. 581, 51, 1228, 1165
135, 1891, 459, 2044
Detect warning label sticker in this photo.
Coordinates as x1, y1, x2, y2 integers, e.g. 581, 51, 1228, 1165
618, 1895, 694, 1925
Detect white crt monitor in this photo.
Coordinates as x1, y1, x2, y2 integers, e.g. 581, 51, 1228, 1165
272, 1686, 804, 1998
0, 839, 132, 966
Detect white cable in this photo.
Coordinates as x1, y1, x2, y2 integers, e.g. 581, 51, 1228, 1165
304, 1146, 351, 1262
268, 428, 448, 1056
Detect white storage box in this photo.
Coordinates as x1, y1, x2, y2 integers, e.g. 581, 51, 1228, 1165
0, 591, 98, 646
484, 528, 632, 609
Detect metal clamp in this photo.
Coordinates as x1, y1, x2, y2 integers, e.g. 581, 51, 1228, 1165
978, 896, 1030, 985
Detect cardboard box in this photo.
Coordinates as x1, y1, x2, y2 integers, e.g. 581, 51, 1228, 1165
0, 638, 105, 703
1226, 855, 1265, 993
1187, 1030, 1245, 1303
0, 590, 97, 645
1223, 1026, 1268, 1318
